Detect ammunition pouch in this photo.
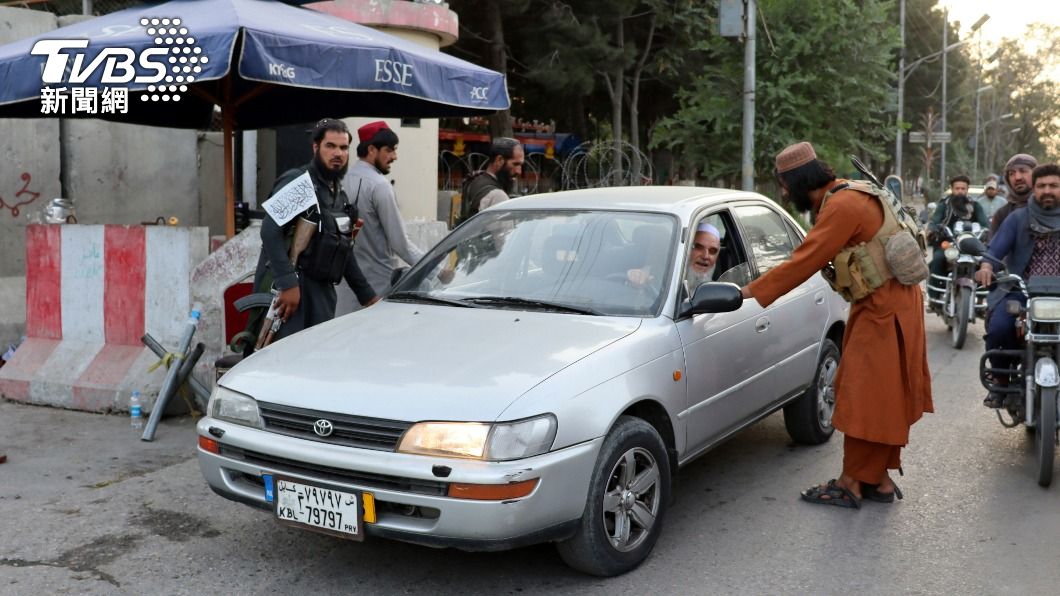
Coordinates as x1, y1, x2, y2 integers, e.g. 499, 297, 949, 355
296, 227, 351, 285
819, 180, 929, 303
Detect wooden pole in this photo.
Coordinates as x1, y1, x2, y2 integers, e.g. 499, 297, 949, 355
223, 105, 235, 238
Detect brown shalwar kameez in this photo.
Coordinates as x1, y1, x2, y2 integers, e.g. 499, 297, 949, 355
747, 182, 933, 485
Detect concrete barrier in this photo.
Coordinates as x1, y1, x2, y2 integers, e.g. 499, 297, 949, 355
0, 224, 208, 413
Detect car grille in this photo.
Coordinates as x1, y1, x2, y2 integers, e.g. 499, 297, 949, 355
220, 445, 449, 496
257, 401, 412, 451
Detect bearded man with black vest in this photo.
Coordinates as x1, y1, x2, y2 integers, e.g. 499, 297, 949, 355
460, 137, 524, 221
253, 119, 378, 343
977, 164, 1060, 407
926, 175, 989, 306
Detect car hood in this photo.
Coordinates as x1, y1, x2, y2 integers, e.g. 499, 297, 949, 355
223, 301, 642, 422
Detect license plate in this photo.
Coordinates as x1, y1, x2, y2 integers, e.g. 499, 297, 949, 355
272, 476, 363, 541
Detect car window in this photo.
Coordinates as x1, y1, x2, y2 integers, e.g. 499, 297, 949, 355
392, 209, 679, 317
685, 210, 751, 293
734, 204, 797, 277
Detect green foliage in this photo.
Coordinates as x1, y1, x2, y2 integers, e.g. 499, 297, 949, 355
653, 0, 900, 185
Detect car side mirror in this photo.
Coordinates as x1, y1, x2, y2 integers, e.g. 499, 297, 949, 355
390, 266, 409, 288
957, 236, 986, 256
689, 282, 743, 315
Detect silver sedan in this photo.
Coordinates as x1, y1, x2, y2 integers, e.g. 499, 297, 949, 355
197, 186, 848, 576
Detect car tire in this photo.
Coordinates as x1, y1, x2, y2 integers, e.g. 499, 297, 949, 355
783, 338, 839, 445
556, 415, 671, 577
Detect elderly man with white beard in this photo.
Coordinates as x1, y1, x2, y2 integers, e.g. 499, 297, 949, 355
626, 222, 721, 292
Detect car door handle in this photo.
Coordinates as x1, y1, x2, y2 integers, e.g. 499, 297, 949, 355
815, 291, 826, 305
755, 317, 770, 333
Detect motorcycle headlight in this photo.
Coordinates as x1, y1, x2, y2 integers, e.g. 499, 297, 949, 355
1030, 298, 1060, 322
207, 386, 263, 429
944, 246, 960, 262
397, 414, 557, 461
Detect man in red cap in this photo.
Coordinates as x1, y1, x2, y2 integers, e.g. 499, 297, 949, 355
741, 141, 932, 508
343, 120, 426, 296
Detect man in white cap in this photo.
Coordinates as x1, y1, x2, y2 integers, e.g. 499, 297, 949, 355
976, 179, 1005, 219
626, 221, 720, 290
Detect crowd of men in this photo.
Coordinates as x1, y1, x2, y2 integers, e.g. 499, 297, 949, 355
252, 119, 525, 341
924, 153, 1059, 410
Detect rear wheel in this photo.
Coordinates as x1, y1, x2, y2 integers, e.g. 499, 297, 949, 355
556, 416, 670, 577
951, 286, 971, 349
784, 339, 839, 445
1036, 386, 1057, 487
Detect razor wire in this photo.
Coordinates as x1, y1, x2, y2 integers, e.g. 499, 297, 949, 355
560, 140, 653, 190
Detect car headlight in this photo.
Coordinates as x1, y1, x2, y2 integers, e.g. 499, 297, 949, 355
1030, 298, 1060, 322
207, 386, 263, 429
397, 414, 557, 461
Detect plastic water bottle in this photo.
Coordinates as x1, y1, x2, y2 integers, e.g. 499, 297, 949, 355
130, 391, 143, 430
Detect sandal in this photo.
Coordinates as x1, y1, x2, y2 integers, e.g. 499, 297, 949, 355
862, 482, 903, 503
800, 479, 860, 509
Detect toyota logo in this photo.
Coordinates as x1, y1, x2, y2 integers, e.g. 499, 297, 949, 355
313, 419, 334, 437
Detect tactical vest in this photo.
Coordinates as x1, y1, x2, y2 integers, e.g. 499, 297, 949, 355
820, 180, 929, 303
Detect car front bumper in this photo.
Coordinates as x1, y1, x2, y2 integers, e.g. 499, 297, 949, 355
196, 418, 602, 551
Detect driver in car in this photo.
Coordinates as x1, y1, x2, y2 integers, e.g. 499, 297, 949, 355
626, 222, 719, 292
975, 163, 1060, 407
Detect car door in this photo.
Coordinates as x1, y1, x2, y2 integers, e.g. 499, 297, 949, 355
733, 202, 824, 407
676, 209, 777, 456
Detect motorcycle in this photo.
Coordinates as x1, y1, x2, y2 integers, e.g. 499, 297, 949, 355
927, 220, 989, 349
962, 236, 1060, 487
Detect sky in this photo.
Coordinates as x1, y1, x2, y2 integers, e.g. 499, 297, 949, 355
940, 0, 1058, 45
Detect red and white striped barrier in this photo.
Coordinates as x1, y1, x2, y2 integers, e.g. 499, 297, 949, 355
0, 224, 208, 412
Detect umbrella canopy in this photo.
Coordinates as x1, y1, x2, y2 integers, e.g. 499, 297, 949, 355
0, 0, 509, 233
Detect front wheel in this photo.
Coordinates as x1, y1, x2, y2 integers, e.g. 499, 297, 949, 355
556, 416, 671, 577
783, 339, 839, 445
1036, 386, 1057, 487
951, 286, 972, 349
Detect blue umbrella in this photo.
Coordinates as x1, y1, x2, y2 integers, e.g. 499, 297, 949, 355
0, 0, 509, 234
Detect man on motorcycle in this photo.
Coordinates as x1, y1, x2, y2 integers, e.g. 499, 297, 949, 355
927, 175, 989, 305
975, 163, 1060, 407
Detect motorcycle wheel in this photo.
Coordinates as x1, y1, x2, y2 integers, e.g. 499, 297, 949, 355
951, 286, 971, 349
1036, 386, 1057, 487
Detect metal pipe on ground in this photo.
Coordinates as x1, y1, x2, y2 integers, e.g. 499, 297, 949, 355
176, 342, 206, 413
141, 304, 202, 441
142, 333, 211, 406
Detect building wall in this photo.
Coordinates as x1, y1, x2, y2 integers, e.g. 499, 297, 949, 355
0, 8, 62, 278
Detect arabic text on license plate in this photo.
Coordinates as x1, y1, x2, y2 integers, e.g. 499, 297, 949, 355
275, 478, 361, 538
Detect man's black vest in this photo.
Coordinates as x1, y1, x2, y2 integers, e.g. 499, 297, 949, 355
460, 171, 503, 222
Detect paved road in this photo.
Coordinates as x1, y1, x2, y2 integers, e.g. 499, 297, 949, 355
2, 314, 1060, 595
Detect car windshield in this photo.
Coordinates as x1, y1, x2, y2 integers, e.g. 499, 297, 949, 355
391, 209, 678, 317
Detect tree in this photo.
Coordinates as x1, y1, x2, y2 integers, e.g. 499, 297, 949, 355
653, 0, 900, 189
979, 24, 1060, 170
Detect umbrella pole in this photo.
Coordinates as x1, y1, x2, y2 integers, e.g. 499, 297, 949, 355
223, 109, 235, 239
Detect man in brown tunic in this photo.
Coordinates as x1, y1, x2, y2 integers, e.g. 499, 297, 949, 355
741, 142, 933, 507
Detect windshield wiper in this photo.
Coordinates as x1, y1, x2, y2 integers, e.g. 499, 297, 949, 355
387, 291, 477, 308
465, 296, 601, 315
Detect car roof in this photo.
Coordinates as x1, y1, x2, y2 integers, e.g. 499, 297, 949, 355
494, 186, 772, 220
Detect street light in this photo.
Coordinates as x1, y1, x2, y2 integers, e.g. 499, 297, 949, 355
893, 3, 981, 179
973, 85, 994, 178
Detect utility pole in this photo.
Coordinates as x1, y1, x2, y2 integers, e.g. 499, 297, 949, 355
740, 0, 756, 191
940, 9, 948, 188
895, 0, 905, 179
